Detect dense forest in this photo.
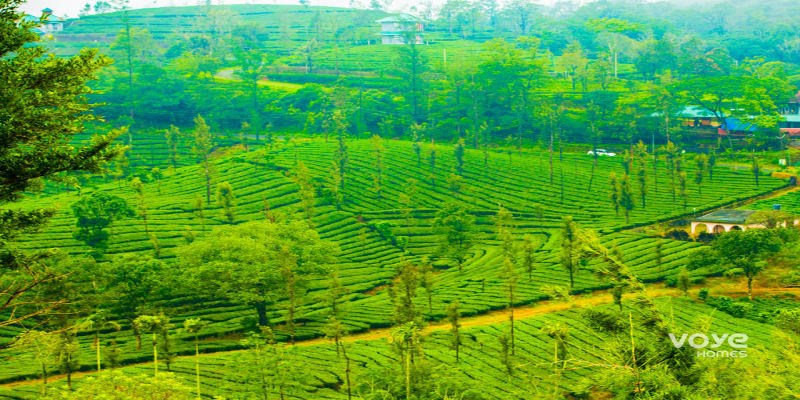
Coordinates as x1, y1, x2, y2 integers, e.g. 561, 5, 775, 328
3, 0, 800, 398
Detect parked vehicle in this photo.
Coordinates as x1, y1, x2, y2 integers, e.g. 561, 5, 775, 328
587, 148, 616, 156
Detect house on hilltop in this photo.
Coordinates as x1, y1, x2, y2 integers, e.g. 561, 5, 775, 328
661, 104, 800, 140
23, 8, 66, 36
38, 8, 65, 34
377, 14, 423, 45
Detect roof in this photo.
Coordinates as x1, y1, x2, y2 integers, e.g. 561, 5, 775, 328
376, 14, 421, 23
675, 106, 718, 119
694, 209, 756, 224
650, 106, 720, 119
723, 117, 756, 132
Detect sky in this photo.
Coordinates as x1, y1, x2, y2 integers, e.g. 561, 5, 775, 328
20, 0, 586, 18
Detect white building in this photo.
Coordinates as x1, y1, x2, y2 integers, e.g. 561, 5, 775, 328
38, 8, 65, 35
690, 209, 799, 235
377, 14, 424, 45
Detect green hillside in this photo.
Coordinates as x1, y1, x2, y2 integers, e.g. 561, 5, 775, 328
49, 5, 386, 58
6, 0, 800, 398
0, 136, 787, 386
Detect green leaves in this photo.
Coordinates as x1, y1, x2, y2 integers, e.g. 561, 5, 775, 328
70, 192, 134, 253
177, 220, 335, 326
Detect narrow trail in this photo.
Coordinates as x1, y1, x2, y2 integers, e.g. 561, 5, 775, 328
5, 280, 799, 391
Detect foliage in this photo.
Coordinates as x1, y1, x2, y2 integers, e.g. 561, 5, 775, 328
177, 220, 334, 326
71, 193, 135, 254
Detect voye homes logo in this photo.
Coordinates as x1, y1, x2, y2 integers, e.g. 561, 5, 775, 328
668, 333, 748, 358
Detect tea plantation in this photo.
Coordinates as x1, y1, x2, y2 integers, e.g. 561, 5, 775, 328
0, 135, 788, 389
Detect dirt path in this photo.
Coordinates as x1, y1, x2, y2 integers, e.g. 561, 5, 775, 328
0, 285, 669, 390
6, 280, 798, 391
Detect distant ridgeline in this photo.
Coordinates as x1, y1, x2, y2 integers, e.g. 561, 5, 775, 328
45, 4, 387, 57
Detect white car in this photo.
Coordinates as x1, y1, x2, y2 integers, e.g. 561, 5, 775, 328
587, 149, 616, 157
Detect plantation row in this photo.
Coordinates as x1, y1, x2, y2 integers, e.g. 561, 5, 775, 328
1, 138, 759, 383
276, 139, 787, 231
747, 189, 800, 213
52, 5, 386, 57
0, 297, 782, 399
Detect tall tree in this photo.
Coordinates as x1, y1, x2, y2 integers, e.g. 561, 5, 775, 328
609, 172, 620, 216
433, 203, 475, 273
178, 221, 332, 327
586, 18, 644, 78
520, 234, 537, 281
396, 28, 428, 123
216, 182, 236, 224
133, 314, 170, 376
428, 140, 438, 186
454, 138, 466, 176
192, 115, 215, 203
703, 229, 787, 299
182, 318, 206, 400
0, 0, 124, 341
110, 0, 135, 144
163, 125, 181, 169
503, 0, 537, 35
634, 141, 648, 208
292, 161, 316, 219
332, 110, 349, 188
233, 48, 270, 144
370, 134, 385, 198
500, 255, 518, 355
560, 216, 581, 291
71, 193, 135, 256
619, 174, 635, 223
694, 155, 707, 196
446, 302, 462, 362
130, 177, 149, 235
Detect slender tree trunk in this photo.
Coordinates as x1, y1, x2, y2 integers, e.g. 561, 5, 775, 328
509, 307, 515, 356
253, 80, 260, 143
153, 332, 158, 376
405, 343, 411, 400
194, 335, 201, 398
559, 128, 564, 203
255, 302, 269, 327
125, 15, 134, 147
204, 155, 211, 203
549, 120, 554, 184
288, 295, 296, 345
588, 131, 598, 191
95, 330, 101, 372
41, 364, 47, 396
342, 344, 352, 400
569, 270, 574, 291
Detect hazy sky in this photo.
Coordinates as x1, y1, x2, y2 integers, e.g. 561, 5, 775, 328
20, 0, 583, 18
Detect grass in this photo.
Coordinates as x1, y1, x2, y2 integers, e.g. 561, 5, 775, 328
214, 68, 304, 92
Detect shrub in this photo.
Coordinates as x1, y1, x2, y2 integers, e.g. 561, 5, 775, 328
698, 288, 709, 301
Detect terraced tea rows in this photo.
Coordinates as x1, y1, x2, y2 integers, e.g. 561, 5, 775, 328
0, 297, 781, 399
0, 137, 784, 384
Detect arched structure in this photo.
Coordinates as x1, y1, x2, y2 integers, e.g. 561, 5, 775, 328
690, 209, 799, 235
690, 209, 757, 235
